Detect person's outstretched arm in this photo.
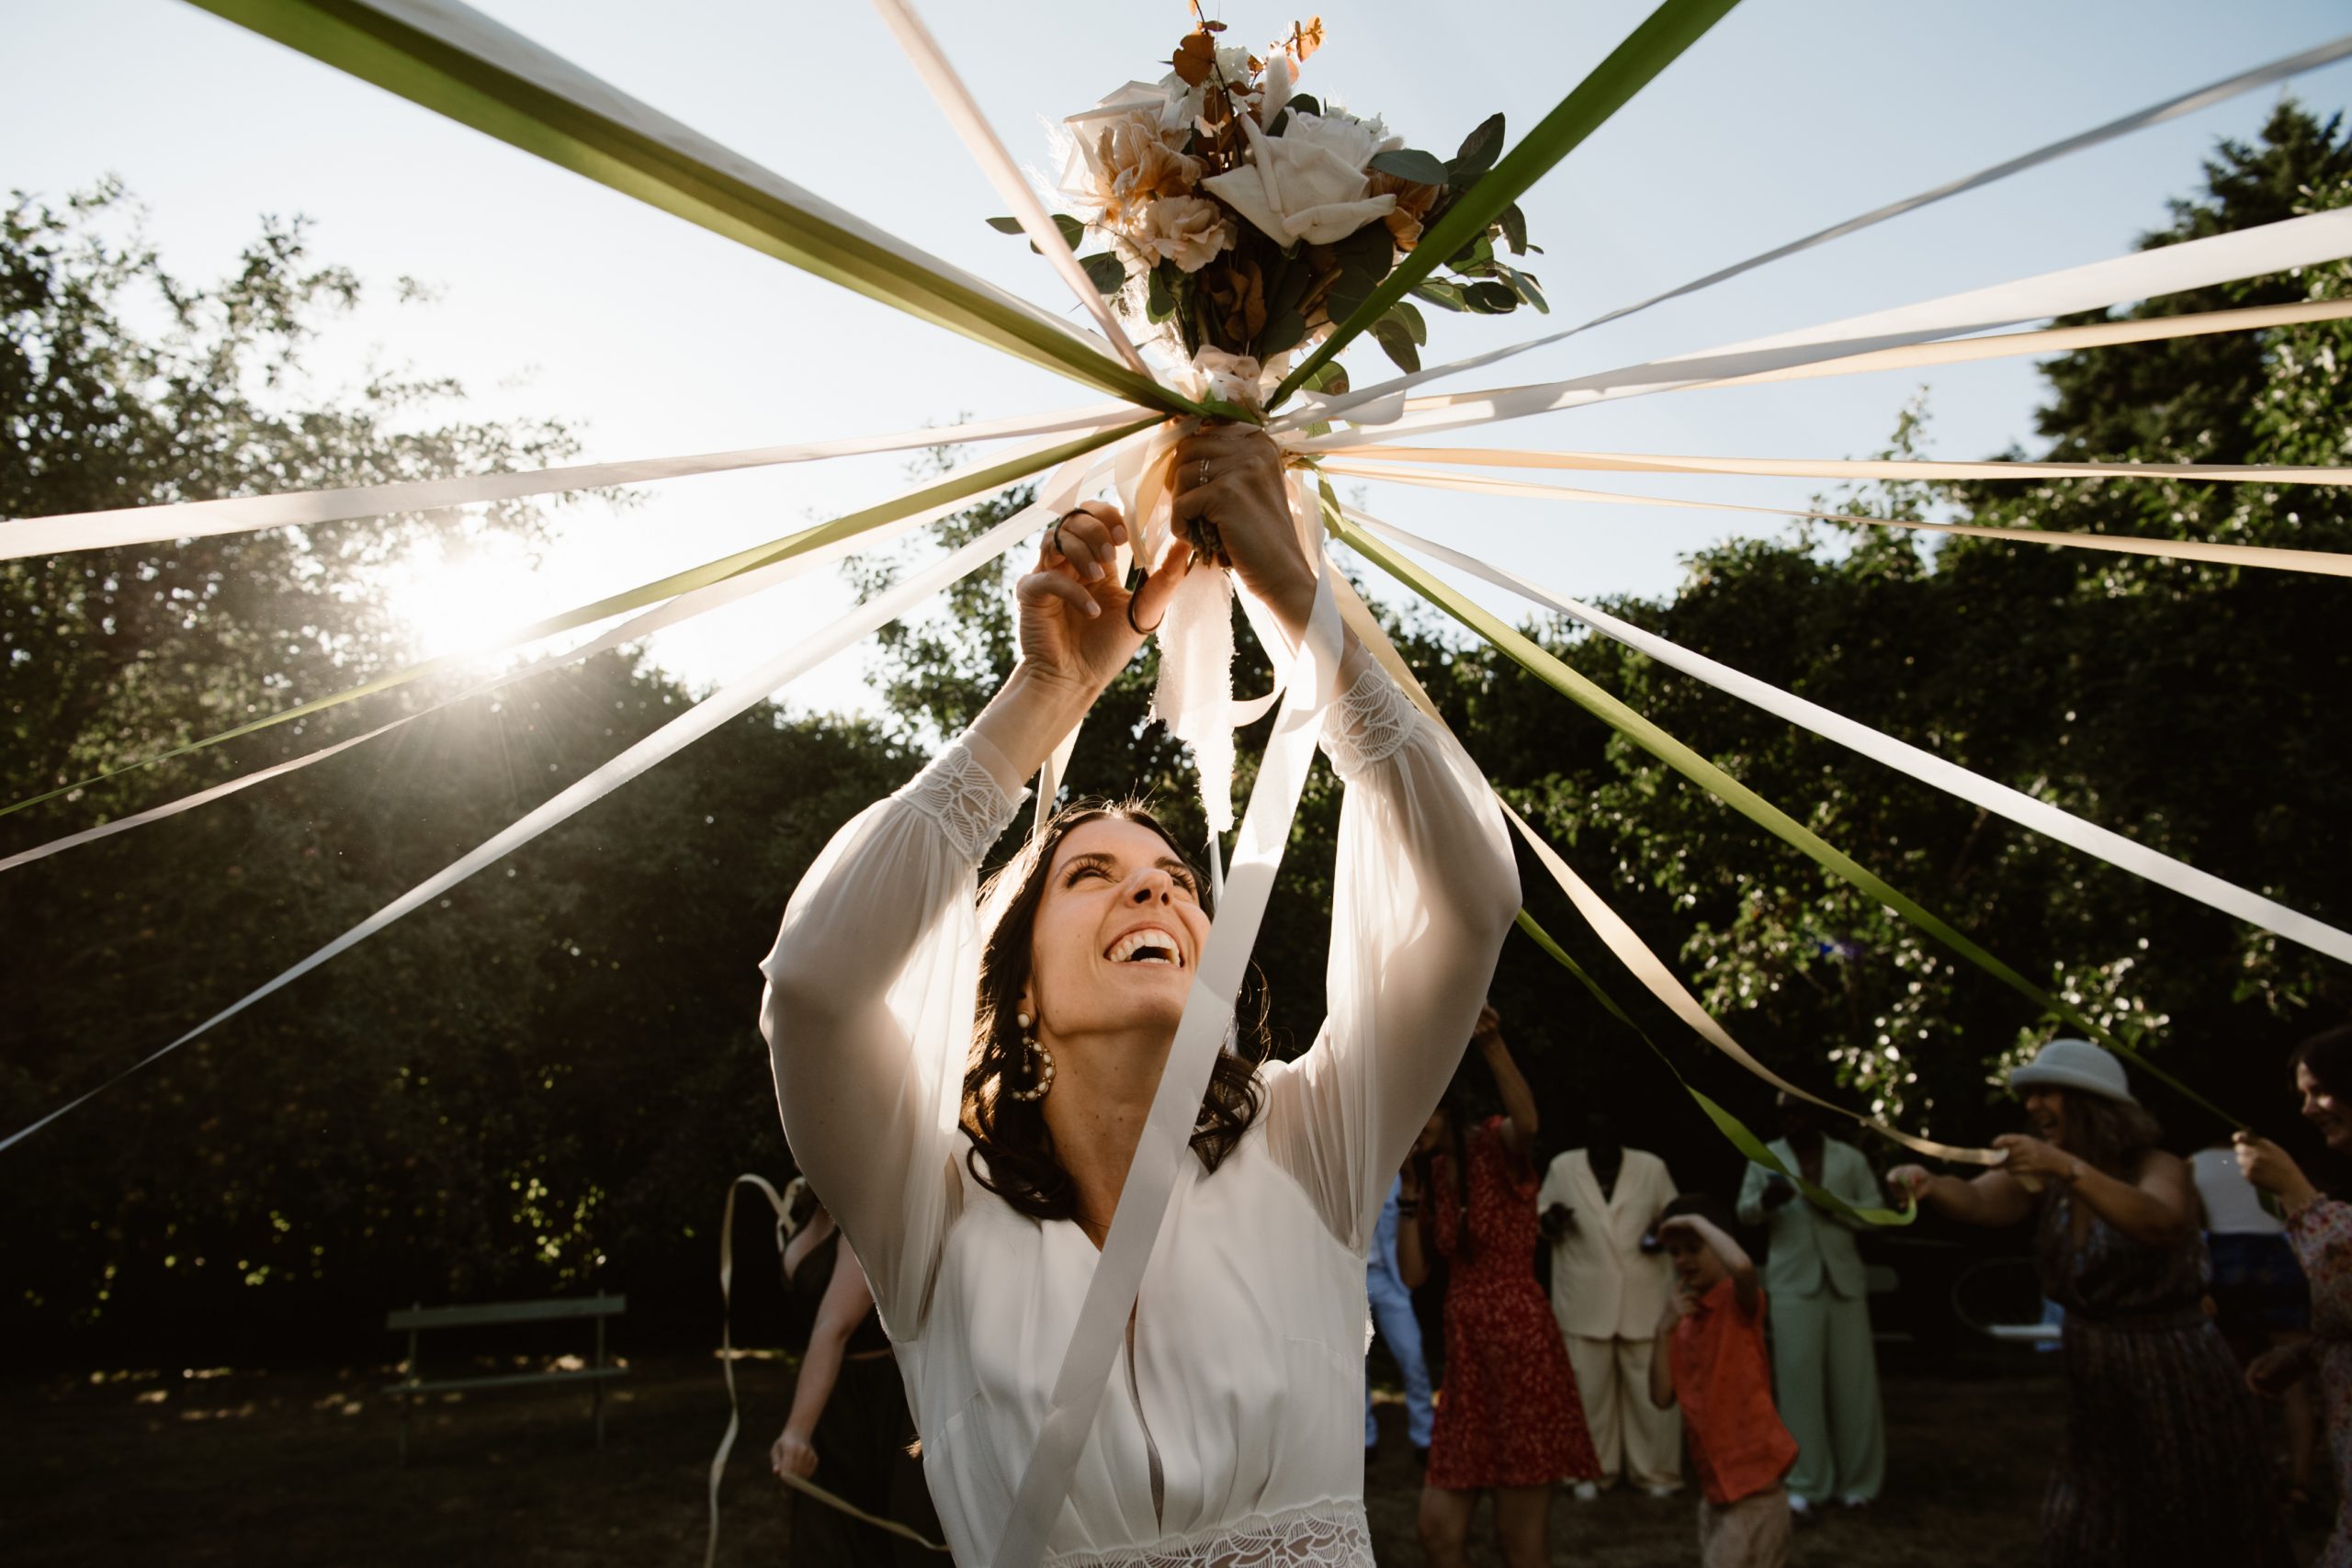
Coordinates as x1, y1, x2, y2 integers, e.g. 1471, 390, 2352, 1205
1887, 1164, 2037, 1230
760, 500, 1183, 1332
1476, 1010, 1539, 1162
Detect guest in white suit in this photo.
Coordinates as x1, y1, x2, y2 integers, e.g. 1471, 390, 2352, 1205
1735, 1093, 1888, 1517
1538, 1113, 1685, 1497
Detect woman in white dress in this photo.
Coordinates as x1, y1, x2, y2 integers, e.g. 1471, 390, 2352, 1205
759, 423, 1519, 1567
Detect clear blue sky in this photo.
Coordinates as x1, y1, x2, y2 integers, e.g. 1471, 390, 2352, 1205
11, 0, 2350, 715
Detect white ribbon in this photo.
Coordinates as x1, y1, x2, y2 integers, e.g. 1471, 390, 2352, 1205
1285, 209, 2352, 445
1278, 32, 2352, 427
1, 400, 1131, 560
0, 458, 1104, 1154
868, 0, 1154, 380
990, 557, 1345, 1568
1318, 458, 2352, 580
1352, 509, 2352, 969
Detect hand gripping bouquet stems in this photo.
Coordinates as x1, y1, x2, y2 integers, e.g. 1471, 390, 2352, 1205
986, 11, 1545, 830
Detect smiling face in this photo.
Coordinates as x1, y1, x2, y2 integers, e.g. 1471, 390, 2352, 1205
1661, 1225, 1725, 1292
2021, 1086, 2071, 1149
1021, 816, 1211, 1045
2300, 1062, 2352, 1153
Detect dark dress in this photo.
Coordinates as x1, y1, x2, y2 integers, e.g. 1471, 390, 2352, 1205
1425, 1116, 1600, 1490
784, 1227, 940, 1568
2035, 1184, 2291, 1567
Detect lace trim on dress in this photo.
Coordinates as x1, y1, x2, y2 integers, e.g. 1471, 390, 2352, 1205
1041, 1501, 1373, 1568
896, 739, 1023, 863
1317, 664, 1417, 780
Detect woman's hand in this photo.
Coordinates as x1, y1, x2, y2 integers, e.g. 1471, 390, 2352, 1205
1887, 1164, 1934, 1201
1169, 423, 1317, 634
2235, 1131, 2321, 1213
1471, 1004, 1505, 1054
1013, 502, 1187, 696
771, 1426, 819, 1480
2247, 1343, 2312, 1401
1992, 1134, 2077, 1184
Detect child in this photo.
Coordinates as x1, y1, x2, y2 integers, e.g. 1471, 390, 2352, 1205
1649, 1194, 1800, 1568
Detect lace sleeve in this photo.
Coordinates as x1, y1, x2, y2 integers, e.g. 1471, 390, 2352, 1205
758, 737, 1019, 1339
1264, 655, 1519, 1253
1317, 661, 1417, 779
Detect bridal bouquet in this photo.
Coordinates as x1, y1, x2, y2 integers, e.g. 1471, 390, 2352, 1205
989, 13, 1546, 405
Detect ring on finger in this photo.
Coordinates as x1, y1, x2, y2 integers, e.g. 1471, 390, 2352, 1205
1197, 457, 1211, 487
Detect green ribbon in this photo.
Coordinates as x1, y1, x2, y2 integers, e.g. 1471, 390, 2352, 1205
1271, 0, 1744, 407
1330, 509, 2246, 1132
184, 0, 1208, 418
1515, 910, 1916, 1226
5, 420, 1149, 819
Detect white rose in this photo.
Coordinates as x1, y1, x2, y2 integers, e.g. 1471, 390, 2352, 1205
1281, 107, 1400, 171
1123, 195, 1234, 274
1202, 113, 1396, 246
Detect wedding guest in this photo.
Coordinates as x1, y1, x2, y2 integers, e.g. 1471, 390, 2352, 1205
1648, 1195, 1798, 1568
771, 1184, 934, 1568
2191, 1132, 2318, 1520
1890, 1038, 2291, 1565
1364, 1169, 1434, 1461
762, 423, 1518, 1567
2234, 1021, 2352, 1564
1539, 1111, 1684, 1499
1400, 1009, 1599, 1568
1735, 1092, 1886, 1518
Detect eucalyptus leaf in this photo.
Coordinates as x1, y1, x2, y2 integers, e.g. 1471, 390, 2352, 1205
1369, 316, 1421, 373
1467, 280, 1520, 312
1287, 93, 1322, 118
1147, 262, 1178, 323
1371, 148, 1450, 186
985, 215, 1023, 234
1255, 309, 1306, 358
1498, 202, 1529, 255
1081, 253, 1128, 295
1446, 112, 1506, 187
1383, 299, 1428, 345
1409, 280, 1471, 312
1302, 360, 1351, 397
1053, 213, 1086, 251
1503, 265, 1549, 313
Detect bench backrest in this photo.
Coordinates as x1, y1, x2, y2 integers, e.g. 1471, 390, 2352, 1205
387, 1294, 628, 1332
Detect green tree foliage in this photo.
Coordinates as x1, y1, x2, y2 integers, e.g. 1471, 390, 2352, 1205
0, 187, 906, 1356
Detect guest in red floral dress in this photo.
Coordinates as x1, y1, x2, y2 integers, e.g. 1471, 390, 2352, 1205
1400, 1005, 1600, 1568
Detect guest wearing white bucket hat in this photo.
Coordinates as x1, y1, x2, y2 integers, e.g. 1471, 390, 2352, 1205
1886, 1039, 2290, 1564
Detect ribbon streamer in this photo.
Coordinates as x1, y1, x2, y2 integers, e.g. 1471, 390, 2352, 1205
0, 459, 1102, 1155
1292, 33, 2352, 425
186, 0, 1204, 414
1287, 209, 2352, 443
1354, 511, 2352, 968
868, 0, 1152, 379
0, 400, 1134, 560
992, 562, 1344, 1568
1329, 502, 2247, 1131
1318, 458, 2352, 580
2, 456, 1118, 874
2, 419, 1147, 822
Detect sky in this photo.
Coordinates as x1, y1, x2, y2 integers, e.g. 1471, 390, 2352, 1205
10, 0, 2352, 720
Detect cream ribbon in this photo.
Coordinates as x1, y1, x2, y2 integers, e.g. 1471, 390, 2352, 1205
1352, 510, 2352, 967
1, 400, 1132, 559
1317, 458, 2352, 580
1277, 33, 2352, 427
867, 0, 1153, 379
991, 549, 1345, 1568
1283, 209, 2352, 444
0, 457, 1104, 1154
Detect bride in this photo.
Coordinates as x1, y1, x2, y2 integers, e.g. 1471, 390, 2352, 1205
760, 423, 1517, 1566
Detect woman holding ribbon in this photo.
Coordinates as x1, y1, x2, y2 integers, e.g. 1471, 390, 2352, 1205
1889, 1039, 2290, 1566
759, 423, 1519, 1568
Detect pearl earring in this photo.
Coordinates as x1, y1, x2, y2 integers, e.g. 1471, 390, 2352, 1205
1007, 1010, 1055, 1102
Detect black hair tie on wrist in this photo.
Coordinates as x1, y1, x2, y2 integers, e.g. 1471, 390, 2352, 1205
1126, 592, 1163, 637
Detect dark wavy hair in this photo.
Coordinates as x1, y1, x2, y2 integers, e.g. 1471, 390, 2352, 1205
1409, 1071, 1488, 1266
960, 800, 1269, 1221
2292, 1022, 2352, 1101
2050, 1088, 2165, 1180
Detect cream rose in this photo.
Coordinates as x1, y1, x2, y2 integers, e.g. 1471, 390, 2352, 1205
1121, 194, 1234, 273
1201, 112, 1396, 247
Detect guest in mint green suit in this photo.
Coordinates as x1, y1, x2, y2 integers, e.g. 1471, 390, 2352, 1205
1736, 1094, 1887, 1517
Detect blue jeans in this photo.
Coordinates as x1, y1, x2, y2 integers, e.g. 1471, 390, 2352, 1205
1364, 1269, 1433, 1449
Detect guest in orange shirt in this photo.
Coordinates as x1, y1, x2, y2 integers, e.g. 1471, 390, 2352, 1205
1649, 1194, 1799, 1568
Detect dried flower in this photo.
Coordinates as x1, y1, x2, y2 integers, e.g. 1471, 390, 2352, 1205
1123, 194, 1235, 274
1367, 169, 1442, 251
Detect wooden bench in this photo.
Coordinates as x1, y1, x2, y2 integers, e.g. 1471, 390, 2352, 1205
384, 1292, 626, 1463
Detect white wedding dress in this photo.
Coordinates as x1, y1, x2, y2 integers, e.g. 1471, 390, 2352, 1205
760, 654, 1517, 1566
